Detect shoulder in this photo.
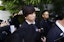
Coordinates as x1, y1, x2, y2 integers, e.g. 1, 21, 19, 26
47, 24, 62, 41
40, 20, 44, 24
48, 24, 62, 35
14, 21, 28, 33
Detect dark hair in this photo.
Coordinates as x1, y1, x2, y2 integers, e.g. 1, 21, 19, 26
41, 10, 49, 15
56, 4, 64, 20
0, 20, 3, 24
13, 12, 16, 15
22, 5, 35, 17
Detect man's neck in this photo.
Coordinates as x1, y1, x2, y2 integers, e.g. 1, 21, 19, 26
43, 18, 48, 20
26, 20, 35, 25
59, 19, 64, 27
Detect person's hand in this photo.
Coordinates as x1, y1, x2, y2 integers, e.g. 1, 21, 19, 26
13, 13, 18, 17
0, 21, 9, 27
41, 37, 46, 42
38, 29, 41, 32
38, 28, 43, 32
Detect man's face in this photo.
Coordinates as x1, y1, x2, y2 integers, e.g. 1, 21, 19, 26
25, 12, 36, 22
42, 11, 49, 19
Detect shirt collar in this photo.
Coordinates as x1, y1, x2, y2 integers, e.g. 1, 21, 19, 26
26, 20, 35, 25
56, 20, 64, 32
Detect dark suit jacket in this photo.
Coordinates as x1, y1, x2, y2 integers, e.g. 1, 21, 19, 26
40, 19, 52, 36
10, 21, 38, 42
47, 24, 64, 42
0, 26, 11, 42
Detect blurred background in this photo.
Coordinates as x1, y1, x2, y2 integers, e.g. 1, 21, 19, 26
0, 0, 63, 23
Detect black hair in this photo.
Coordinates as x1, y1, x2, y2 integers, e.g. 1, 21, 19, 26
0, 20, 3, 24
40, 10, 49, 20
13, 12, 16, 15
22, 5, 35, 17
41, 10, 49, 18
56, 4, 64, 20
41, 10, 49, 15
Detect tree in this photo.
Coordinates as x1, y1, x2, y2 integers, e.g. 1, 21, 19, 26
2, 0, 41, 14
52, 0, 64, 13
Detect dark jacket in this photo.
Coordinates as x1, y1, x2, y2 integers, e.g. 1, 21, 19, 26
47, 24, 64, 42
10, 21, 38, 42
0, 26, 11, 42
40, 19, 52, 36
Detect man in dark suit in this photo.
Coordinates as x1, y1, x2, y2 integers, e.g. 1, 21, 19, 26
46, 4, 64, 42
10, 5, 44, 42
40, 10, 52, 37
0, 20, 11, 42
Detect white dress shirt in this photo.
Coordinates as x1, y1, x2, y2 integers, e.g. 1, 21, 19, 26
56, 20, 64, 32
26, 20, 35, 25
10, 25, 16, 33
26, 20, 39, 32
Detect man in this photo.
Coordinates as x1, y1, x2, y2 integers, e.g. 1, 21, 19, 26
0, 20, 11, 42
10, 5, 44, 42
40, 10, 52, 37
47, 4, 64, 42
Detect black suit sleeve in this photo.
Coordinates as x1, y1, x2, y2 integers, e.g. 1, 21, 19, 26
10, 27, 25, 42
47, 28, 59, 42
11, 33, 21, 42
47, 30, 56, 42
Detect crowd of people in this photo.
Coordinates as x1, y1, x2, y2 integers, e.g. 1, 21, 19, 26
0, 4, 64, 42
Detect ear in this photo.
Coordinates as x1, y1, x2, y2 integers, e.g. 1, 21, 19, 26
25, 17, 26, 19
42, 15, 44, 18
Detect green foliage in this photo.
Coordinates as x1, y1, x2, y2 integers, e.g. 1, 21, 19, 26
2, 0, 41, 14
52, 0, 64, 12
0, 6, 5, 10
18, 15, 24, 24
42, 0, 52, 4
24, 0, 41, 5
2, 0, 23, 13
